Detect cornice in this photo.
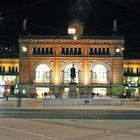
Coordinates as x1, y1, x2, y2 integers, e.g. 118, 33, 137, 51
19, 39, 124, 46
124, 59, 140, 65
0, 60, 19, 64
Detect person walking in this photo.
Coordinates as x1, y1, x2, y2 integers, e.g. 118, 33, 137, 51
17, 92, 22, 107
3, 90, 9, 101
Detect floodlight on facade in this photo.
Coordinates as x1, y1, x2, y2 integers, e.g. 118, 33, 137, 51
73, 36, 78, 40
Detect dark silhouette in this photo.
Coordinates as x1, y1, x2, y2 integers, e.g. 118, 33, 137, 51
17, 92, 22, 107
3, 90, 9, 101
91, 92, 96, 98
70, 64, 76, 83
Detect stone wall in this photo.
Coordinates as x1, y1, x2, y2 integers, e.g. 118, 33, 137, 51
43, 98, 121, 105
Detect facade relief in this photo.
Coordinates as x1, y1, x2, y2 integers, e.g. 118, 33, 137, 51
18, 36, 125, 97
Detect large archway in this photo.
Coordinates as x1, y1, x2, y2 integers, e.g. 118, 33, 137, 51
35, 64, 51, 83
92, 64, 108, 84
35, 64, 51, 98
63, 64, 79, 83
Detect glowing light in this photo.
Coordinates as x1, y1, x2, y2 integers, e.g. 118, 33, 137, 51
116, 48, 120, 53
22, 46, 27, 52
35, 64, 50, 83
73, 36, 77, 40
92, 64, 107, 84
22, 90, 25, 94
0, 80, 5, 85
68, 28, 76, 34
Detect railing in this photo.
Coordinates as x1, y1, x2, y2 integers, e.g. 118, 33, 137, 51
0, 72, 19, 75
124, 72, 140, 76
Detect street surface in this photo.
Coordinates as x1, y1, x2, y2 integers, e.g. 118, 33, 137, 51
0, 98, 140, 140
0, 118, 140, 140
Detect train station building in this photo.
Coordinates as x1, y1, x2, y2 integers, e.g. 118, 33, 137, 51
0, 35, 140, 98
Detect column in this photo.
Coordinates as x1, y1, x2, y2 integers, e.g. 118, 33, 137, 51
53, 59, 61, 85
82, 59, 90, 85
97, 48, 99, 55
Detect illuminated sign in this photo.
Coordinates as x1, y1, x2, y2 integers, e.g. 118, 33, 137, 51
68, 28, 76, 34
128, 84, 138, 87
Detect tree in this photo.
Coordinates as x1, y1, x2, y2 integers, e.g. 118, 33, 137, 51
110, 85, 124, 97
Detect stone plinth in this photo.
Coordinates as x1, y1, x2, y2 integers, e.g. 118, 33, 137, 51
43, 98, 121, 105
69, 82, 78, 98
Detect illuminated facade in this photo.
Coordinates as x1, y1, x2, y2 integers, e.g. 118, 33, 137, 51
0, 58, 19, 97
1, 36, 140, 98
124, 59, 140, 97
18, 35, 125, 98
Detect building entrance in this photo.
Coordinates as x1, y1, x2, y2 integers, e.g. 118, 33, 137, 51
93, 88, 106, 96
36, 87, 49, 98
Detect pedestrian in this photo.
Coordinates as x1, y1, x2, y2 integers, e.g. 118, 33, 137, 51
3, 90, 9, 101
91, 92, 96, 98
17, 92, 22, 107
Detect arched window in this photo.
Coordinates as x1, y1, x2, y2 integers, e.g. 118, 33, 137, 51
63, 64, 79, 83
35, 64, 50, 83
92, 64, 107, 84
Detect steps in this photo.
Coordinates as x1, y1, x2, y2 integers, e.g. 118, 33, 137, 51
0, 109, 139, 119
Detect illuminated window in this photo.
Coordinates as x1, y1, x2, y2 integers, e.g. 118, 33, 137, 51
126, 77, 140, 84
35, 64, 50, 83
92, 64, 107, 84
63, 64, 79, 83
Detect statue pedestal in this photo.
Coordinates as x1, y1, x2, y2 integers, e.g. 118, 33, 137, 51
69, 82, 78, 98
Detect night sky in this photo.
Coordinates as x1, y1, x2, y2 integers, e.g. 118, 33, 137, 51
0, 0, 140, 58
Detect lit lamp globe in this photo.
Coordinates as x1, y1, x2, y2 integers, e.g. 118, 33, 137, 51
22, 46, 27, 52
115, 48, 120, 53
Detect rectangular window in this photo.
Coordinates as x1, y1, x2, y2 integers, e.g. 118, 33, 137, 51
127, 67, 130, 73
42, 48, 44, 54
92, 72, 96, 78
9, 67, 11, 72
12, 67, 14, 72
3, 67, 5, 72
131, 68, 133, 74
16, 67, 18, 72
33, 48, 36, 54
136, 68, 140, 74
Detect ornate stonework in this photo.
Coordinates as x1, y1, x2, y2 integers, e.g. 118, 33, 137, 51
18, 35, 124, 95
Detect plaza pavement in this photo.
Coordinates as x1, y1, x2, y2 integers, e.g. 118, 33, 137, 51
0, 98, 140, 140
0, 97, 140, 110
0, 118, 140, 140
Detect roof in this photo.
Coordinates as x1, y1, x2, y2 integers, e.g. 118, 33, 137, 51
19, 35, 124, 40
